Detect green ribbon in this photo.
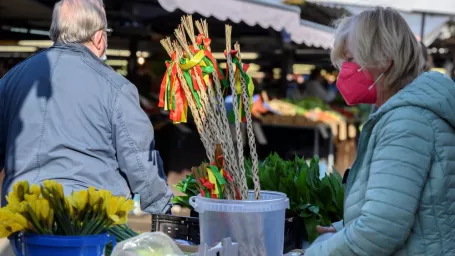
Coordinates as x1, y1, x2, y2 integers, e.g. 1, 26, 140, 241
202, 56, 229, 88
165, 61, 173, 110
209, 165, 226, 185
209, 165, 227, 199
227, 57, 255, 123
201, 65, 215, 74
182, 175, 194, 193
182, 69, 202, 108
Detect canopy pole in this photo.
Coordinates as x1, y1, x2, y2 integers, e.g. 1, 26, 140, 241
420, 13, 427, 42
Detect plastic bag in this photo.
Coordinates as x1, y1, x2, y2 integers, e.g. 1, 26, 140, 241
111, 232, 186, 256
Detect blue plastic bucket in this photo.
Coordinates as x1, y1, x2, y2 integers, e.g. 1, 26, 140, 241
12, 232, 115, 256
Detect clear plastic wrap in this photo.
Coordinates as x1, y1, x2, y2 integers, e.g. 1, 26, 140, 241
111, 232, 185, 256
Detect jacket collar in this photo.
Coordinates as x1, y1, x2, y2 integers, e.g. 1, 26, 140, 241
51, 42, 111, 69
51, 42, 100, 59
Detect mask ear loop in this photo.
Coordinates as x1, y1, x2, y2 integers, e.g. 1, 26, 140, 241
368, 73, 384, 90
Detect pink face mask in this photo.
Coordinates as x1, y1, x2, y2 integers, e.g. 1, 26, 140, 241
336, 62, 383, 105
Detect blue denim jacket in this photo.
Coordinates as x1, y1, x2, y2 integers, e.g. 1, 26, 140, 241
0, 43, 172, 213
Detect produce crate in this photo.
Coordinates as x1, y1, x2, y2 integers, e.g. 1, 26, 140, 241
152, 213, 303, 252
151, 214, 200, 244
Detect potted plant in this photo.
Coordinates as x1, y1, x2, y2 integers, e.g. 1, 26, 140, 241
245, 153, 344, 244
170, 153, 344, 252
0, 180, 135, 256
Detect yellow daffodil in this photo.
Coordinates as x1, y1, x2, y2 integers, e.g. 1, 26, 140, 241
14, 181, 30, 199
68, 190, 88, 212
64, 197, 74, 217
29, 184, 41, 197
98, 189, 112, 201
0, 208, 30, 238
5, 193, 20, 205
3, 180, 136, 236
43, 180, 64, 199
6, 180, 30, 205
88, 187, 101, 206
6, 201, 27, 214
39, 199, 51, 222
104, 196, 122, 223
118, 197, 134, 214
114, 197, 134, 224
0, 223, 12, 238
24, 193, 39, 203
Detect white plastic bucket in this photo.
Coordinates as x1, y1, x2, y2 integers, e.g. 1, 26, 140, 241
190, 190, 289, 256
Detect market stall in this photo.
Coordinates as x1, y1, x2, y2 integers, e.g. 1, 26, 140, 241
149, 15, 344, 255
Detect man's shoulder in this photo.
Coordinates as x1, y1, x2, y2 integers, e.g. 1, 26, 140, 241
77, 55, 131, 90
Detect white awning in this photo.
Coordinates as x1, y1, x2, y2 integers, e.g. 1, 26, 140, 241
308, 0, 455, 15
157, 0, 335, 49
308, 1, 451, 46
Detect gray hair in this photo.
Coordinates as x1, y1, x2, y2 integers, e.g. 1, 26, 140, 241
331, 7, 425, 93
50, 0, 107, 44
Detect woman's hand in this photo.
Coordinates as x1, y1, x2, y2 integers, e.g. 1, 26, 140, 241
316, 225, 336, 234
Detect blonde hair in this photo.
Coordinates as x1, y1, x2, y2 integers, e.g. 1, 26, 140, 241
50, 0, 107, 44
331, 7, 425, 92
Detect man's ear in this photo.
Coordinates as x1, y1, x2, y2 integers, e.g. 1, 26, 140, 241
92, 30, 104, 51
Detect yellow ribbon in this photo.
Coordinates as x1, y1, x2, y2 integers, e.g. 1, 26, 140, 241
179, 50, 206, 70
173, 101, 188, 124
206, 167, 219, 195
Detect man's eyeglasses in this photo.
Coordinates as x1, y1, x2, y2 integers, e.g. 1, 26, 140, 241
104, 28, 113, 36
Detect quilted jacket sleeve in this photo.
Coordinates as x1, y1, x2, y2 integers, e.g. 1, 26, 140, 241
305, 108, 433, 255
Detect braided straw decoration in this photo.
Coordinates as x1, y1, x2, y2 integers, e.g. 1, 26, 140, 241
182, 17, 238, 199
226, 51, 248, 200
175, 68, 213, 160
170, 43, 214, 161
211, 73, 241, 199
194, 18, 239, 198
191, 78, 216, 160
173, 28, 216, 160
196, 75, 236, 199
235, 43, 261, 200
204, 79, 237, 199
194, 75, 221, 144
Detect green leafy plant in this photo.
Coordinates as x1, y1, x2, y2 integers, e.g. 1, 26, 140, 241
173, 153, 344, 242
245, 153, 344, 242
171, 174, 199, 209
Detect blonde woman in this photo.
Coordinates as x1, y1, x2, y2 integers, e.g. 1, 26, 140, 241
305, 7, 455, 255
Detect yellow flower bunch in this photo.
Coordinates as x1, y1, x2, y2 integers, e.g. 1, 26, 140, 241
0, 180, 134, 238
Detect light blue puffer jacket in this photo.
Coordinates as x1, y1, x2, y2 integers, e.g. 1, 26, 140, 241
305, 72, 455, 255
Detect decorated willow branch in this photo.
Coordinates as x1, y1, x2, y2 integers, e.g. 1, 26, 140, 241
158, 15, 260, 200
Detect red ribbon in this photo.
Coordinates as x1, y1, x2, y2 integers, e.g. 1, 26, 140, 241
190, 69, 200, 91
242, 63, 249, 72
189, 45, 199, 55
158, 61, 171, 108
224, 50, 238, 57
235, 187, 241, 200
172, 77, 184, 122
195, 66, 206, 91
204, 50, 223, 79
200, 178, 215, 190
200, 188, 206, 197
196, 34, 212, 49
222, 171, 233, 183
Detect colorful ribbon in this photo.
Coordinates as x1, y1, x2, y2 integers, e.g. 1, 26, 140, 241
159, 34, 249, 125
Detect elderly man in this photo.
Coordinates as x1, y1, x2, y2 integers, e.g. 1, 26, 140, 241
0, 0, 172, 213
